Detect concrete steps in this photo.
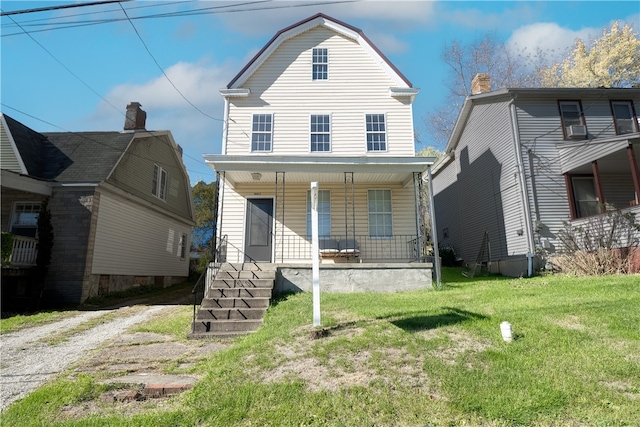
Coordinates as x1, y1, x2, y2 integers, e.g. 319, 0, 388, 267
189, 263, 275, 339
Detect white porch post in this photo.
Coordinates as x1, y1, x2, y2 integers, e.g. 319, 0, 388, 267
311, 182, 321, 327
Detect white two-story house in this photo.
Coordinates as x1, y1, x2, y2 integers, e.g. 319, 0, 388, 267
204, 14, 434, 290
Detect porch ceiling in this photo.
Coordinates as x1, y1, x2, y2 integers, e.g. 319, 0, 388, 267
204, 155, 434, 185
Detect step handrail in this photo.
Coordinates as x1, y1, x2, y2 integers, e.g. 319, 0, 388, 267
191, 235, 227, 334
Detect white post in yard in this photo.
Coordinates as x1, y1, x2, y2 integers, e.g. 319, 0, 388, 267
311, 182, 321, 327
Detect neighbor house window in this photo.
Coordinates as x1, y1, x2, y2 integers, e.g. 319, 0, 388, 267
611, 101, 638, 135
366, 114, 387, 151
572, 176, 599, 218
368, 189, 392, 238
559, 101, 586, 139
152, 164, 168, 200
251, 114, 273, 152
310, 114, 331, 152
312, 48, 328, 80
179, 233, 187, 259
307, 189, 331, 237
10, 202, 40, 238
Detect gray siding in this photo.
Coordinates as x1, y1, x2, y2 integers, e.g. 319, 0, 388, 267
434, 98, 524, 267
107, 134, 193, 221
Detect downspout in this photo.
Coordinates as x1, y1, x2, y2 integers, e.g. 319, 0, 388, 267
221, 96, 230, 155
509, 100, 535, 276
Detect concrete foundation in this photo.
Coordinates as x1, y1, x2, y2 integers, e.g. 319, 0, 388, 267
275, 263, 433, 293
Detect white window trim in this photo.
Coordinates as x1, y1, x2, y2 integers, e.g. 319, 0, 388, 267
312, 47, 328, 81
367, 188, 393, 239
10, 201, 41, 238
307, 189, 331, 238
309, 113, 332, 153
179, 233, 187, 259
152, 164, 168, 201
611, 100, 639, 135
364, 113, 388, 153
250, 113, 274, 153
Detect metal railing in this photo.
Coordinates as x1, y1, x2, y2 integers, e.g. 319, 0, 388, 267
278, 234, 426, 262
10, 236, 38, 266
191, 235, 227, 334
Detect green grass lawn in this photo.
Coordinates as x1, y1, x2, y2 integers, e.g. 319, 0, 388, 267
3, 269, 639, 426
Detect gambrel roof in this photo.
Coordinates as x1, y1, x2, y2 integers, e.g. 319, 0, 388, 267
226, 13, 413, 90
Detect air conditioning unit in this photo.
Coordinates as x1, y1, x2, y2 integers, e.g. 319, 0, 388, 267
567, 125, 587, 139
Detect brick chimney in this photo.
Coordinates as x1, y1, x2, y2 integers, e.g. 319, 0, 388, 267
471, 73, 491, 95
124, 102, 146, 130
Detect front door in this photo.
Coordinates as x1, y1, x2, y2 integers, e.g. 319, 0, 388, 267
244, 198, 273, 262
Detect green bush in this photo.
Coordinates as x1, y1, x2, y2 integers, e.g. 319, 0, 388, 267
1, 232, 14, 266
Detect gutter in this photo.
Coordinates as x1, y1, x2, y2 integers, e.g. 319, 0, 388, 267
509, 99, 535, 277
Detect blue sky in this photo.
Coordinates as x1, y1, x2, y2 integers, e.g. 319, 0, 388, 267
2, 0, 639, 185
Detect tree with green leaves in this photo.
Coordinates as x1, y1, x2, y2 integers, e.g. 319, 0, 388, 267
191, 181, 218, 270
539, 21, 640, 88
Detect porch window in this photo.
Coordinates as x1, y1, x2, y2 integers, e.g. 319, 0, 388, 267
572, 176, 599, 218
366, 114, 387, 151
152, 164, 168, 200
559, 101, 586, 139
312, 48, 328, 80
10, 202, 40, 238
368, 189, 392, 238
310, 115, 330, 152
307, 189, 331, 237
251, 114, 273, 152
611, 101, 638, 135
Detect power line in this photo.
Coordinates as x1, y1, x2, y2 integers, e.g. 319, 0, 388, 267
118, 2, 223, 122
0, 0, 132, 16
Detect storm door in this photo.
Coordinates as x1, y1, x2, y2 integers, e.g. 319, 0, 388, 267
244, 198, 273, 262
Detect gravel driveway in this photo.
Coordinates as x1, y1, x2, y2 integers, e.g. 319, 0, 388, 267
1, 304, 168, 411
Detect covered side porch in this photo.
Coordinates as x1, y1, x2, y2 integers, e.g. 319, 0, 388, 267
559, 134, 640, 219
204, 155, 435, 265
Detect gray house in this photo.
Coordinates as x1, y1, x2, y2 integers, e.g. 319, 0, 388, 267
431, 74, 640, 276
1, 103, 195, 307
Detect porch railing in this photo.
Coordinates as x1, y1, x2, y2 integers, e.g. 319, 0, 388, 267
191, 235, 227, 334
278, 234, 426, 262
10, 236, 38, 267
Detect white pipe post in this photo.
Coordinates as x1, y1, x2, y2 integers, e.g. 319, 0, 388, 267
311, 182, 321, 327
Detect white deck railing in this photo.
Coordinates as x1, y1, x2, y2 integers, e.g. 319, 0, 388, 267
10, 236, 38, 266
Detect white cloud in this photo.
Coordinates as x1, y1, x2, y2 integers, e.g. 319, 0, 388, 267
507, 22, 598, 65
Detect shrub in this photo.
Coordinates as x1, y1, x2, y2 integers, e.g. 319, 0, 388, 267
553, 206, 640, 275
1, 232, 14, 266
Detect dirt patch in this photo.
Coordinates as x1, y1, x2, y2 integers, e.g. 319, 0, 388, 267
419, 329, 492, 367
250, 320, 435, 395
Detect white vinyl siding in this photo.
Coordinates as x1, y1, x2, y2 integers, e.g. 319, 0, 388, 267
0, 120, 25, 173
91, 191, 190, 276
225, 27, 415, 157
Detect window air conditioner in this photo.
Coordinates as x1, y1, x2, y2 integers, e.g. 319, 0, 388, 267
567, 124, 587, 139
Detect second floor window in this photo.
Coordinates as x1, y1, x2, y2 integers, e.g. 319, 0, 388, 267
312, 48, 328, 80
310, 115, 330, 152
559, 101, 586, 139
251, 114, 273, 152
152, 164, 168, 200
366, 114, 387, 151
611, 101, 638, 135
